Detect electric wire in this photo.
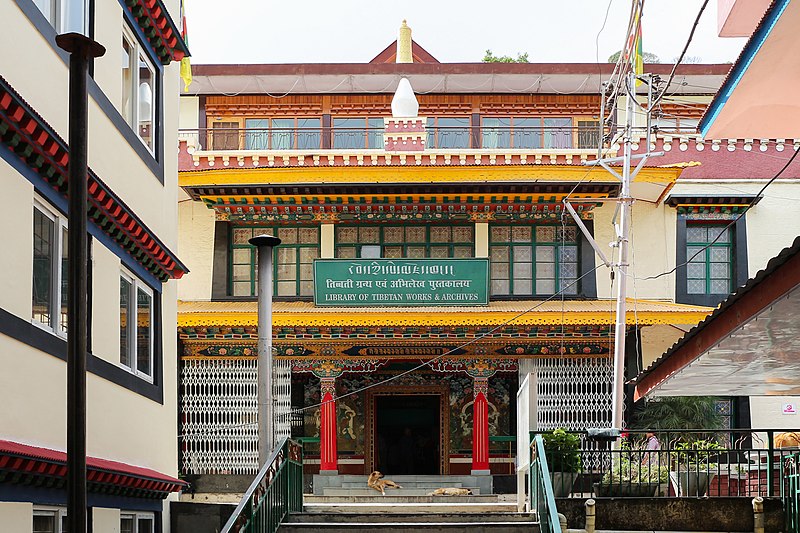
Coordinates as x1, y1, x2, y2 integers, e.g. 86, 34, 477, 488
178, 263, 606, 440
635, 146, 800, 282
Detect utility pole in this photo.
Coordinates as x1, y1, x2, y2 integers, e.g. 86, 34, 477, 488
56, 32, 105, 533
250, 234, 281, 466
567, 72, 659, 432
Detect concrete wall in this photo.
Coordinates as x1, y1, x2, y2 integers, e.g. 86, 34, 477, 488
0, 502, 33, 533
177, 197, 216, 301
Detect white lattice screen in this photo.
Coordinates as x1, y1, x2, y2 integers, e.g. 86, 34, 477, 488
533, 356, 613, 430
181, 357, 292, 475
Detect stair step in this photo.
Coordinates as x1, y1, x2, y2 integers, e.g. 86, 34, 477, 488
305, 495, 500, 504
323, 488, 481, 496
302, 502, 518, 514
340, 481, 466, 488
279, 522, 538, 532
286, 512, 536, 524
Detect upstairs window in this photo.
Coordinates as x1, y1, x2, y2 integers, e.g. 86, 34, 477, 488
244, 118, 322, 150
490, 225, 579, 296
230, 226, 319, 297
122, 24, 157, 153
427, 117, 471, 149
120, 271, 154, 381
332, 117, 383, 149
32, 200, 68, 335
335, 225, 474, 259
33, 0, 89, 34
482, 117, 574, 149
686, 223, 732, 295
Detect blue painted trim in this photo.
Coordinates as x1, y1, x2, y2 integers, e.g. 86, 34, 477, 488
700, 0, 791, 136
12, 0, 165, 181
0, 483, 164, 511
0, 142, 162, 291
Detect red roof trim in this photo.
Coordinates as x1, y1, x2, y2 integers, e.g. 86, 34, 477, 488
369, 39, 440, 64
0, 439, 186, 497
0, 74, 187, 282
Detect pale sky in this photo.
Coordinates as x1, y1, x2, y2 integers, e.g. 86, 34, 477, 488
185, 0, 747, 65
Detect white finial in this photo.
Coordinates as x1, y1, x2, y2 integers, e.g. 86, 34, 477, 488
392, 77, 418, 118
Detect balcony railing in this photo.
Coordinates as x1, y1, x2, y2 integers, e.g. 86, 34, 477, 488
534, 428, 796, 499
179, 126, 607, 152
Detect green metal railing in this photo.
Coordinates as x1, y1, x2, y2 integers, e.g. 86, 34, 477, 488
222, 438, 304, 533
784, 452, 800, 533
531, 434, 563, 533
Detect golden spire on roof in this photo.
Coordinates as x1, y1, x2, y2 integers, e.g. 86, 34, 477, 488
396, 20, 412, 64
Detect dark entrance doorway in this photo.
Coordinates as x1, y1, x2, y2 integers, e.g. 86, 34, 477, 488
375, 395, 440, 475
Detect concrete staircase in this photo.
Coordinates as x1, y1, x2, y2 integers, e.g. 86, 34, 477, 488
280, 510, 538, 532
312, 474, 493, 496
281, 475, 538, 532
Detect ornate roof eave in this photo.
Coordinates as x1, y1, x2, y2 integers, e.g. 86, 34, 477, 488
176, 299, 713, 328
123, 0, 189, 65
0, 75, 187, 282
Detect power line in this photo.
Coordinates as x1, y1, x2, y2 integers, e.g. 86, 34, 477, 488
651, 0, 711, 108
636, 146, 800, 282
179, 263, 605, 440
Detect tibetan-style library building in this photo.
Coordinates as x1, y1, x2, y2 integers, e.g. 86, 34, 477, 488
175, 24, 762, 483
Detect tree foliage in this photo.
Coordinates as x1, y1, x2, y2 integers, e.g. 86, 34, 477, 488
483, 49, 530, 63
632, 396, 723, 434
607, 50, 661, 63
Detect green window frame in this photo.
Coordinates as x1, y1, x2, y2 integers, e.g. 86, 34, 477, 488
489, 224, 579, 297
334, 225, 474, 259
230, 226, 320, 297
686, 223, 732, 295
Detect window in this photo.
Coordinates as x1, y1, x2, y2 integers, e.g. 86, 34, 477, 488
230, 226, 319, 297
332, 117, 383, 149
33, 508, 67, 533
120, 271, 153, 380
244, 118, 322, 150
686, 223, 732, 295
210, 121, 239, 150
489, 225, 579, 296
121, 512, 154, 533
33, 0, 88, 34
122, 24, 158, 152
335, 225, 474, 259
427, 117, 471, 149
482, 117, 574, 149
654, 115, 699, 135
32, 201, 68, 335
577, 120, 600, 149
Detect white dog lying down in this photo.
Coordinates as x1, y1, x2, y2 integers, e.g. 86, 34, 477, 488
427, 487, 473, 496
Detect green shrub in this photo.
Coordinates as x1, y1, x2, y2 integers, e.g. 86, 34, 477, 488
542, 429, 582, 473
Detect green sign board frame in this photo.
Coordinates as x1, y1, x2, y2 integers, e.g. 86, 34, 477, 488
313, 258, 490, 307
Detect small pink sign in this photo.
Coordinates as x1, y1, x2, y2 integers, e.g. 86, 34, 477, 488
782, 403, 797, 415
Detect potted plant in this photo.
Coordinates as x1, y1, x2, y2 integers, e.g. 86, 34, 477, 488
542, 428, 582, 497
594, 442, 669, 497
669, 439, 724, 497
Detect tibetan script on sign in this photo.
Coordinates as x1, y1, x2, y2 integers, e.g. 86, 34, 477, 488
313, 258, 489, 307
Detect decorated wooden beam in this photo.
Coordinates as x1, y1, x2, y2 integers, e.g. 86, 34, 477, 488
123, 0, 189, 65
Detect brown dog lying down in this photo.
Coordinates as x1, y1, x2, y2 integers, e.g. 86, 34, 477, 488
775, 432, 800, 448
427, 487, 473, 496
367, 470, 402, 495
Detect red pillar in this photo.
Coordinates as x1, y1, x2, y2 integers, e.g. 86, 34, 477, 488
471, 376, 490, 474
319, 377, 338, 473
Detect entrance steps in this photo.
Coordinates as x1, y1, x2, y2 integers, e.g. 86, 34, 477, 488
312, 474, 493, 496
282, 508, 537, 532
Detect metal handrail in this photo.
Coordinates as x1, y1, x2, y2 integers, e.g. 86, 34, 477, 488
221, 437, 303, 533
531, 434, 563, 533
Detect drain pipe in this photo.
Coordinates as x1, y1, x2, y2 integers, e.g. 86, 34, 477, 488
753, 497, 764, 533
